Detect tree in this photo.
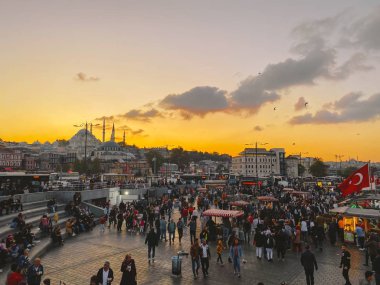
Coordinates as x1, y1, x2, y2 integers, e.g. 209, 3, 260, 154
298, 164, 306, 177
145, 150, 164, 174
337, 166, 358, 178
56, 139, 70, 147
170, 147, 190, 171
309, 158, 328, 177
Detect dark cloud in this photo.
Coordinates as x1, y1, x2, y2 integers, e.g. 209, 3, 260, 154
253, 125, 263, 132
289, 92, 380, 124
159, 86, 228, 118
131, 129, 144, 135
294, 97, 307, 111
120, 108, 163, 122
75, 72, 99, 82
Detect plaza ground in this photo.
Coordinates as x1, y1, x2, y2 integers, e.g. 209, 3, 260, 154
41, 211, 368, 285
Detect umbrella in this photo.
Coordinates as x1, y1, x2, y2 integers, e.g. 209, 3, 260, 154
202, 209, 244, 218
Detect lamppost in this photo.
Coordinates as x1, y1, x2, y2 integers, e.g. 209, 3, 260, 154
152, 157, 157, 175
73, 121, 100, 174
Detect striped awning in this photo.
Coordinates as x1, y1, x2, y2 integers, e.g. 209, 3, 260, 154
257, 196, 279, 202
202, 209, 244, 218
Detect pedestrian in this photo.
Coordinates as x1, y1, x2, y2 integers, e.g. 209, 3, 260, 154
190, 238, 201, 279
356, 223, 366, 250
254, 229, 265, 260
373, 249, 380, 285
145, 228, 157, 264
216, 239, 225, 265
167, 219, 176, 245
120, 254, 137, 285
160, 217, 167, 242
265, 233, 274, 262
117, 212, 123, 232
300, 244, 318, 285
6, 263, 24, 285
340, 244, 352, 285
177, 218, 184, 244
96, 261, 114, 285
99, 216, 107, 232
199, 239, 211, 278
359, 271, 375, 285
90, 275, 98, 285
275, 228, 287, 261
27, 258, 44, 285
189, 217, 197, 244
229, 239, 242, 277
365, 235, 378, 270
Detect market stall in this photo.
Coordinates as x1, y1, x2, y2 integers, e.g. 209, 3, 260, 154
330, 206, 380, 243
202, 209, 244, 218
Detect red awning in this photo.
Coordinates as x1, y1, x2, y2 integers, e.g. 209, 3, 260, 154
202, 209, 244, 218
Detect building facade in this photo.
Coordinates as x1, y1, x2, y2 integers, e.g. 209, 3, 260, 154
0, 148, 22, 169
230, 147, 286, 177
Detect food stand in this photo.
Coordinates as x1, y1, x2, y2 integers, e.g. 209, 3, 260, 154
202, 209, 244, 218
330, 206, 380, 243
229, 200, 250, 207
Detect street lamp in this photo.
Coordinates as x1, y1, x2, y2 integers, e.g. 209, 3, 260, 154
73, 121, 100, 174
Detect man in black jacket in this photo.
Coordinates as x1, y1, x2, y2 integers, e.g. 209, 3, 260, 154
96, 261, 114, 285
300, 245, 318, 285
372, 249, 380, 285
340, 244, 352, 285
27, 258, 44, 285
145, 228, 158, 263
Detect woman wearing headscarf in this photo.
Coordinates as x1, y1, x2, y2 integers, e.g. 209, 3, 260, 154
120, 254, 137, 285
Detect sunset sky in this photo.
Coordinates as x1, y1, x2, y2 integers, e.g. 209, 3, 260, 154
1, 1, 380, 161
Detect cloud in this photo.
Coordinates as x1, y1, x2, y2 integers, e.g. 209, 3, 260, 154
159, 86, 228, 118
294, 97, 307, 111
75, 72, 99, 82
131, 129, 144, 135
253, 125, 263, 132
289, 92, 380, 124
120, 108, 163, 122
342, 6, 380, 51
95, 115, 115, 121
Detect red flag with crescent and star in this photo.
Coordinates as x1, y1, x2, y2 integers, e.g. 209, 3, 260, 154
339, 164, 370, 197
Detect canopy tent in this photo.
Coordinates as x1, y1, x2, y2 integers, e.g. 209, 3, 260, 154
202, 209, 244, 218
229, 200, 250, 207
283, 188, 295, 192
257, 196, 279, 202
197, 187, 208, 192
291, 191, 310, 196
330, 206, 380, 219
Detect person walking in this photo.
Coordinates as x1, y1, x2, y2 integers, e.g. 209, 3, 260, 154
145, 228, 157, 264
265, 233, 274, 262
189, 217, 197, 244
96, 261, 114, 285
229, 239, 242, 277
372, 249, 380, 285
254, 229, 265, 260
27, 258, 44, 285
120, 254, 137, 285
300, 244, 318, 285
160, 217, 167, 242
177, 218, 184, 244
340, 244, 352, 285
275, 229, 287, 261
199, 239, 211, 278
167, 219, 176, 245
216, 239, 225, 265
190, 238, 201, 279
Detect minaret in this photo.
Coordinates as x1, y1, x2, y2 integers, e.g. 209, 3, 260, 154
90, 123, 93, 134
102, 118, 105, 142
123, 130, 126, 146
110, 123, 115, 142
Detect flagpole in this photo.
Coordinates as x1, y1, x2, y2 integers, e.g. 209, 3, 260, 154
369, 161, 374, 195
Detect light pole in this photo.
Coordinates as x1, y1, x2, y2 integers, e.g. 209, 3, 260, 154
152, 157, 157, 175
74, 121, 100, 174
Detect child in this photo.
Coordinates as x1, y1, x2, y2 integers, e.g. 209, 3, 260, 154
53, 212, 59, 224
216, 239, 225, 265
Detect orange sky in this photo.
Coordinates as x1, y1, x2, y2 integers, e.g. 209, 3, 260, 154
1, 1, 380, 161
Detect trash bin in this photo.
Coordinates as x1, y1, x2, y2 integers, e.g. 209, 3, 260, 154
172, 256, 182, 275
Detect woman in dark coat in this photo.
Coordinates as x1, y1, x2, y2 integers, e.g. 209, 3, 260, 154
120, 254, 137, 285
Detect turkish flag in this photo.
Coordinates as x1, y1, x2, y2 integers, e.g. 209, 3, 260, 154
339, 164, 370, 197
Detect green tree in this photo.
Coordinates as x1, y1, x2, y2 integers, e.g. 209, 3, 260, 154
145, 150, 164, 174
337, 166, 358, 178
298, 164, 306, 176
170, 147, 190, 171
309, 158, 328, 177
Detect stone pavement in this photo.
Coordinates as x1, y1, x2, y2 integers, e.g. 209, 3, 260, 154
40, 210, 369, 285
